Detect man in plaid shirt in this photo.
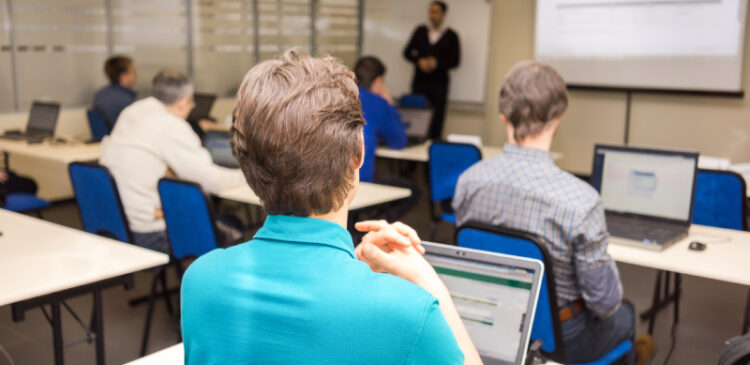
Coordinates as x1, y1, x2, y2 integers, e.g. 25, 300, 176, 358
453, 61, 635, 364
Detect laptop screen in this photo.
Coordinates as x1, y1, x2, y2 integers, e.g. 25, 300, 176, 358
592, 145, 698, 222
26, 101, 60, 135
397, 107, 432, 139
187, 93, 216, 122
424, 250, 538, 364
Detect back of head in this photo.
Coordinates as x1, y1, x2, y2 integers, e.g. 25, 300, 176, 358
498, 61, 568, 142
354, 56, 386, 89
152, 70, 193, 105
231, 49, 365, 217
104, 56, 132, 85
431, 1, 447, 12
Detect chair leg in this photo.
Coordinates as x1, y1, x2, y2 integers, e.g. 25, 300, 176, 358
140, 269, 161, 356
673, 273, 681, 326
159, 270, 174, 315
743, 288, 750, 334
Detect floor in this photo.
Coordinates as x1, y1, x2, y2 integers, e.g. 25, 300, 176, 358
0, 160, 747, 364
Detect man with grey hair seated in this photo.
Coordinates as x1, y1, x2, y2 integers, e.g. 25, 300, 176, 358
100, 70, 245, 253
453, 61, 638, 364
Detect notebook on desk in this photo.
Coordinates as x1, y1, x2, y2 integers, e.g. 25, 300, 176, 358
1, 101, 60, 141
423, 242, 543, 365
591, 144, 699, 251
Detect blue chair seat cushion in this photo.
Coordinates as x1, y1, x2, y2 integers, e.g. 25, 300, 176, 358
440, 212, 456, 224
4, 193, 50, 212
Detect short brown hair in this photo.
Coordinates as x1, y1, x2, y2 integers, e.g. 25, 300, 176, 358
104, 55, 132, 85
498, 61, 568, 142
231, 49, 365, 216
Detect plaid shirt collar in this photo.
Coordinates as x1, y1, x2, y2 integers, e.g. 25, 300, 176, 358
502, 143, 554, 163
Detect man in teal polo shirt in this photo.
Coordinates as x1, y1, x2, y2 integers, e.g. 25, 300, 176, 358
180, 49, 481, 364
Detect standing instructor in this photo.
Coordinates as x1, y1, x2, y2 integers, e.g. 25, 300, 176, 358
403, 1, 460, 140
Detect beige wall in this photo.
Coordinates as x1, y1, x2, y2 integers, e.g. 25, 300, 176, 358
447, 0, 750, 175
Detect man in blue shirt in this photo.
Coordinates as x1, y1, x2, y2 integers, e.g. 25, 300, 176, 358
92, 55, 137, 127
181, 49, 481, 364
355, 56, 419, 220
355, 56, 407, 183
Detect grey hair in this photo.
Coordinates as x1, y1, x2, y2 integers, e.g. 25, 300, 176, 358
152, 69, 193, 105
498, 61, 568, 142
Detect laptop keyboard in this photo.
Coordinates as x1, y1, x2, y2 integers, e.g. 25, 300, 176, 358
606, 215, 686, 245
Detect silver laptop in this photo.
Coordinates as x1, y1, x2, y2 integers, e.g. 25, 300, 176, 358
397, 106, 432, 145
203, 130, 238, 168
1, 101, 60, 141
423, 242, 543, 365
591, 144, 699, 251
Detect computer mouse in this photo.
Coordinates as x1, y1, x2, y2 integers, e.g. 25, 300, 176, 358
688, 241, 706, 251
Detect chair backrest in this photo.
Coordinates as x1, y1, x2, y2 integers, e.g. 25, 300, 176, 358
399, 93, 429, 108
456, 221, 565, 360
68, 162, 132, 242
158, 178, 219, 260
693, 169, 747, 231
428, 142, 482, 203
86, 110, 111, 139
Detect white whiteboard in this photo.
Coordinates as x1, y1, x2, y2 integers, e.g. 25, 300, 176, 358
361, 0, 492, 104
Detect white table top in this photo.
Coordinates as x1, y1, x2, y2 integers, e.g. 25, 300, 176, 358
0, 210, 169, 306
608, 225, 750, 286
216, 181, 412, 211
375, 141, 562, 163
126, 343, 184, 364
0, 138, 101, 163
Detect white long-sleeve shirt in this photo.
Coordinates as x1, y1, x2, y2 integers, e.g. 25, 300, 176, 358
100, 97, 245, 233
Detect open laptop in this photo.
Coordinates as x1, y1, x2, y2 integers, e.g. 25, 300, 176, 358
1, 101, 60, 141
423, 242, 543, 365
203, 130, 238, 168
187, 93, 216, 123
398, 106, 433, 145
591, 144, 699, 251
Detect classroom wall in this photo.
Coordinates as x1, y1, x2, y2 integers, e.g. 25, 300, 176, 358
466, 0, 750, 175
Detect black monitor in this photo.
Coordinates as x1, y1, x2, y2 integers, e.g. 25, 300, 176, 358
26, 101, 60, 136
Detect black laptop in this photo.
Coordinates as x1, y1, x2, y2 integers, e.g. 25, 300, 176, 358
591, 144, 699, 251
187, 93, 216, 123
1, 101, 60, 141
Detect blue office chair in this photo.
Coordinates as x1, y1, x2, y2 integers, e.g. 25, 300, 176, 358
69, 162, 132, 242
456, 222, 633, 365
158, 178, 220, 261
2, 151, 50, 217
3, 193, 50, 217
690, 169, 749, 334
399, 93, 429, 108
427, 141, 481, 240
141, 178, 221, 355
86, 110, 111, 140
693, 169, 746, 230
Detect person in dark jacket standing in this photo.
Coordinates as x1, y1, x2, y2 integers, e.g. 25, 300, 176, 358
403, 1, 460, 140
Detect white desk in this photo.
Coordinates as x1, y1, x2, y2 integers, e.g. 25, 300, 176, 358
0, 210, 169, 364
0, 139, 101, 200
216, 181, 412, 211
376, 141, 562, 163
126, 343, 184, 364
608, 225, 750, 286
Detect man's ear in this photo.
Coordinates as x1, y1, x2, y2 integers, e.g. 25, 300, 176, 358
357, 132, 365, 169
500, 113, 510, 126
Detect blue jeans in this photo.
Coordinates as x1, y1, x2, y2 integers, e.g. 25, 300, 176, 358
560, 300, 636, 364
132, 230, 170, 254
